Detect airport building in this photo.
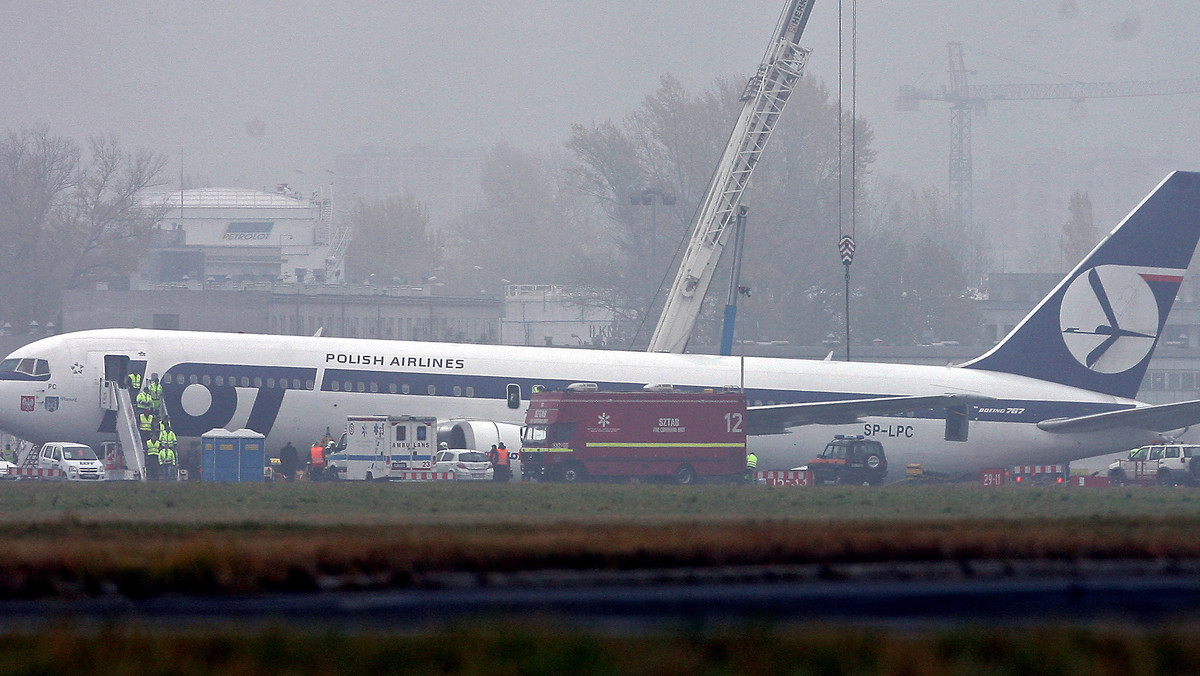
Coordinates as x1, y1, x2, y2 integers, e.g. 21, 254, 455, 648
136, 186, 345, 288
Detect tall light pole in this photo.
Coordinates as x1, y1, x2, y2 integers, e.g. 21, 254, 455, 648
630, 189, 676, 270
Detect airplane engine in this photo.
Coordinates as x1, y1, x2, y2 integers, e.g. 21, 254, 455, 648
437, 419, 524, 477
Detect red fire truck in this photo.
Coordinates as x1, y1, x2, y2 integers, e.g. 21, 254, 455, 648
520, 384, 748, 484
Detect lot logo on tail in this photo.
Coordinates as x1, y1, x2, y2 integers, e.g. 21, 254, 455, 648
1059, 265, 1171, 374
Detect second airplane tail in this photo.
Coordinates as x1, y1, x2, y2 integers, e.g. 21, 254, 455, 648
964, 171, 1200, 399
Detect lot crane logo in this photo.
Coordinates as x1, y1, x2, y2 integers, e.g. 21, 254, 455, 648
597, 412, 611, 427
1058, 265, 1165, 374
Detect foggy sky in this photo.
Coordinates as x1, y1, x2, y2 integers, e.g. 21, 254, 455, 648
3, 1, 1200, 199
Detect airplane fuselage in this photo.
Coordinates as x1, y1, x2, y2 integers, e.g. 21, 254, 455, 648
0, 329, 1150, 477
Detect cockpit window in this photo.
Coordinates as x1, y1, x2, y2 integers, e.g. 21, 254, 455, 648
0, 358, 50, 377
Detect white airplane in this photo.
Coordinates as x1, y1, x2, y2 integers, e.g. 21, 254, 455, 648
3, 171, 1200, 477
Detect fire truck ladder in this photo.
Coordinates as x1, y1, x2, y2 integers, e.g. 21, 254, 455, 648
647, 0, 816, 353
101, 381, 147, 481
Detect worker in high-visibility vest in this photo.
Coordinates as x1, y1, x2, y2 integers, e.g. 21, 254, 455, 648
136, 388, 153, 414
745, 451, 758, 484
127, 371, 142, 391
495, 442, 511, 483
160, 443, 177, 481
309, 442, 326, 480
145, 374, 163, 413
144, 436, 161, 481
138, 410, 156, 444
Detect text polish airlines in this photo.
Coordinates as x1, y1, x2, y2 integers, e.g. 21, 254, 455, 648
4, 172, 1200, 477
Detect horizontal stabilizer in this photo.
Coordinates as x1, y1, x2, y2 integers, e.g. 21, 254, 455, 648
1037, 399, 1200, 434
747, 393, 992, 434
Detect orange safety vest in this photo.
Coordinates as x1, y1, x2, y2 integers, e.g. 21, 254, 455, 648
495, 446, 510, 466
310, 445, 326, 468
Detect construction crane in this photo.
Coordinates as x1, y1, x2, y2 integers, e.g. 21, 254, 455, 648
646, 0, 817, 354
897, 41, 1200, 231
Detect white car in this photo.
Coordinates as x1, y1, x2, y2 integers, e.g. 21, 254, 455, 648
433, 449, 494, 481
0, 460, 15, 479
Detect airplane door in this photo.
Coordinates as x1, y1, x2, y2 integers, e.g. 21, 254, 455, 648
945, 405, 969, 442
104, 355, 129, 385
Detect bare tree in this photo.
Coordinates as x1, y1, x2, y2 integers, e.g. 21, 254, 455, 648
0, 129, 166, 329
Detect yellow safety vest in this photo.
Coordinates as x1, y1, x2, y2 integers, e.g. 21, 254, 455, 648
746, 452, 758, 470
138, 413, 154, 431
128, 373, 142, 390
146, 381, 162, 403
145, 439, 160, 459
161, 447, 176, 464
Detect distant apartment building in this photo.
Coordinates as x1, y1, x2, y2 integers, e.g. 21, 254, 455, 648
334, 146, 486, 226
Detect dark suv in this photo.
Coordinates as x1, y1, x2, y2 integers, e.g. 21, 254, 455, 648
802, 435, 887, 486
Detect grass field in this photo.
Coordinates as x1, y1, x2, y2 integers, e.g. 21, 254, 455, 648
5, 481, 1200, 673
5, 480, 1200, 524
4, 623, 1200, 675
0, 481, 1198, 600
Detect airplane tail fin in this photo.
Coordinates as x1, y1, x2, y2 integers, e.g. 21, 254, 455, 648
963, 171, 1200, 399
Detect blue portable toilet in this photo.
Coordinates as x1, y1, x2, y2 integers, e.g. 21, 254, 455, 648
201, 429, 238, 481
232, 429, 266, 482
201, 428, 266, 482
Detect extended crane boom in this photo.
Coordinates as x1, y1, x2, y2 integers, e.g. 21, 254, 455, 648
646, 0, 816, 353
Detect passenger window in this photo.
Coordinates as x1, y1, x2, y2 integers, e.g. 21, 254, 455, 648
402, 384, 411, 394
396, 427, 406, 441
370, 382, 378, 393
356, 382, 365, 393
417, 427, 427, 441
253, 377, 262, 388
1166, 447, 1181, 459
331, 381, 340, 391
1150, 447, 1165, 461
466, 387, 475, 397
189, 375, 198, 385
241, 377, 250, 387
453, 386, 462, 396
215, 376, 224, 386
266, 378, 275, 388
428, 384, 436, 395
389, 384, 397, 394
202, 375, 211, 386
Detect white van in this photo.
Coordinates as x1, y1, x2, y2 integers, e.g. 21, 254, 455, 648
1108, 444, 1200, 486
37, 442, 106, 481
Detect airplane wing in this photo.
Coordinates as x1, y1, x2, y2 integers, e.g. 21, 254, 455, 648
746, 393, 991, 434
1036, 399, 1200, 434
